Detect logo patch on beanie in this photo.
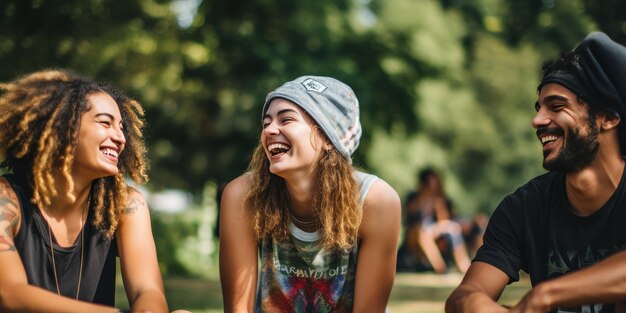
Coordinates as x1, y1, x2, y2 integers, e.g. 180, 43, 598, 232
302, 78, 327, 93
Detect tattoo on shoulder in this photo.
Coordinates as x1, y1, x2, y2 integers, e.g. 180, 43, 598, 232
0, 198, 18, 253
122, 195, 145, 215
0, 187, 18, 208
0, 236, 16, 252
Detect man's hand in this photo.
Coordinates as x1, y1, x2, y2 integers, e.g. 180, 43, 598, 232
509, 286, 551, 313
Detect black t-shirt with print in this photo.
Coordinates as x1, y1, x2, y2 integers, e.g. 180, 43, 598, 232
474, 167, 626, 313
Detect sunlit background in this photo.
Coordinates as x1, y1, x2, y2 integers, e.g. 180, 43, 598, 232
1, 0, 625, 311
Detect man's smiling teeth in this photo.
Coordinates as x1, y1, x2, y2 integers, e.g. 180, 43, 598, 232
268, 143, 290, 155
101, 148, 118, 158
541, 135, 558, 144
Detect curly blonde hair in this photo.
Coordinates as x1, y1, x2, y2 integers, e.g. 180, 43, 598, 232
0, 69, 148, 238
245, 139, 361, 250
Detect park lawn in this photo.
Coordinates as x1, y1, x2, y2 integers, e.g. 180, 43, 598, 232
115, 271, 530, 313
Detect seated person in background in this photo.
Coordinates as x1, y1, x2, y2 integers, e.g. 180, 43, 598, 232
402, 168, 471, 274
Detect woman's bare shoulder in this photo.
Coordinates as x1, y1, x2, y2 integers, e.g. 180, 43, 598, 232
359, 179, 401, 236
222, 173, 254, 199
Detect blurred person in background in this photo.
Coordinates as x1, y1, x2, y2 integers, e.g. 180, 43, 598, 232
0, 69, 189, 313
447, 32, 626, 313
401, 168, 471, 274
219, 75, 401, 312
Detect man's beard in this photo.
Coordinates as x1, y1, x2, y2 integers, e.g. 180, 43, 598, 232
543, 116, 600, 172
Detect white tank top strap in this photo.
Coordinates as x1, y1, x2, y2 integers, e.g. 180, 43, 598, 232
355, 171, 379, 206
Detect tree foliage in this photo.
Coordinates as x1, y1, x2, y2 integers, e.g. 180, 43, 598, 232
1, 0, 625, 215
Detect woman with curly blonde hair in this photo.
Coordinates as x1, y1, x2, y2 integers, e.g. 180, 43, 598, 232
219, 76, 401, 312
0, 69, 181, 313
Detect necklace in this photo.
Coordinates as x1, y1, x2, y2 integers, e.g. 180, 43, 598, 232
42, 205, 86, 300
290, 211, 318, 227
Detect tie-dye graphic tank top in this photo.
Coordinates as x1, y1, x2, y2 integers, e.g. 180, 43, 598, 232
255, 172, 378, 313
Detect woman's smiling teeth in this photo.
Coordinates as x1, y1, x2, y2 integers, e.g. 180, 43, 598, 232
268, 143, 291, 156
101, 147, 119, 158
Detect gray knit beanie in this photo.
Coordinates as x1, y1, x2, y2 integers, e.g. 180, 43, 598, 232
262, 76, 362, 161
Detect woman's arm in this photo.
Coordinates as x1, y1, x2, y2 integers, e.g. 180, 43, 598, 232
116, 188, 169, 313
0, 178, 118, 313
353, 180, 401, 312
219, 175, 258, 313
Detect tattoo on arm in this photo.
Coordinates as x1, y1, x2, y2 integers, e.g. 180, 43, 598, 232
122, 196, 145, 215
0, 196, 19, 253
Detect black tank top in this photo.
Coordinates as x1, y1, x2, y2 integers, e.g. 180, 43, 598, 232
6, 174, 117, 305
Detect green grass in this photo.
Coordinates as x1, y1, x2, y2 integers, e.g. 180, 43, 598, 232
388, 272, 530, 313
115, 271, 531, 312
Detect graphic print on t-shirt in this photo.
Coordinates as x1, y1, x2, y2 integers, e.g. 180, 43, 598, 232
257, 235, 356, 312
547, 245, 626, 313
256, 172, 377, 312
547, 245, 625, 277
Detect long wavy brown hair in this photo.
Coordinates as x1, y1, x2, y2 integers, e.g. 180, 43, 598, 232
245, 131, 362, 250
0, 69, 148, 239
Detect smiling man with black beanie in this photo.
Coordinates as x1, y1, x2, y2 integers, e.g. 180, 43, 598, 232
446, 32, 626, 313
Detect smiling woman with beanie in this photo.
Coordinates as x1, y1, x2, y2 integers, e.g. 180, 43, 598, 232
219, 76, 401, 312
